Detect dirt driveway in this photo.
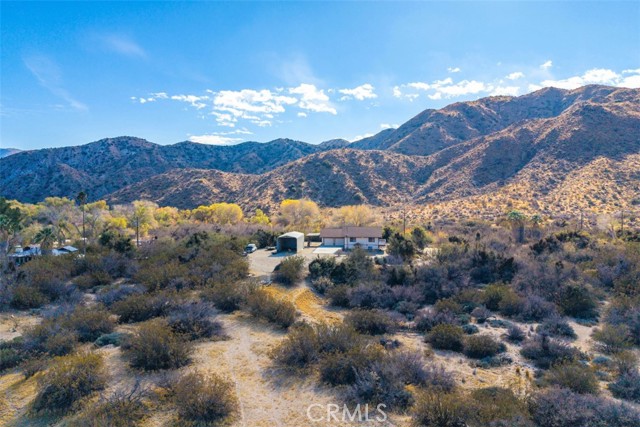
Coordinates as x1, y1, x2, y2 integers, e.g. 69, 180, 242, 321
247, 245, 335, 277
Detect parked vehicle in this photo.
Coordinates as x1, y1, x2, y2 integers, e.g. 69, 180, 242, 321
244, 243, 257, 254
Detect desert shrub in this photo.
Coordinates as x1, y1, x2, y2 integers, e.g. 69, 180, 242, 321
96, 284, 144, 307
23, 320, 78, 356
519, 295, 557, 322
69, 384, 147, 427
426, 324, 464, 352
326, 284, 350, 307
344, 309, 396, 335
506, 324, 526, 343
318, 345, 383, 386
10, 284, 48, 309
32, 351, 107, 414
347, 361, 412, 409
531, 387, 640, 427
592, 323, 632, 354
557, 284, 598, 319
520, 335, 581, 369
245, 288, 296, 328
543, 361, 599, 394
16, 256, 73, 304
271, 323, 363, 370
173, 371, 238, 424
310, 276, 334, 294
536, 316, 577, 340
414, 308, 460, 332
63, 306, 116, 342
463, 324, 479, 335
604, 297, 640, 345
0, 347, 22, 371
167, 303, 224, 340
411, 390, 470, 427
471, 306, 492, 323
463, 334, 505, 359
94, 332, 127, 347
271, 323, 321, 368
347, 282, 397, 309
123, 319, 192, 370
482, 283, 510, 311
434, 298, 464, 315
609, 368, 640, 403
274, 255, 305, 285
203, 280, 251, 312
470, 387, 531, 426
308, 256, 337, 280
497, 290, 525, 317
111, 292, 176, 323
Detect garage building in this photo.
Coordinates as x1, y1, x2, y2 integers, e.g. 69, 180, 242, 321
276, 231, 305, 253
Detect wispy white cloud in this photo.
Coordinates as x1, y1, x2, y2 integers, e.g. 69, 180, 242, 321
338, 83, 377, 101
531, 68, 640, 90
540, 60, 553, 70
490, 86, 520, 96
297, 112, 308, 118
506, 71, 525, 80
99, 34, 146, 58
447, 67, 461, 73
380, 123, 398, 129
350, 132, 374, 142
23, 55, 87, 111
289, 84, 336, 114
188, 134, 244, 145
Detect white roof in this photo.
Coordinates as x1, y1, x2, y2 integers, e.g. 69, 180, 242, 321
278, 231, 304, 239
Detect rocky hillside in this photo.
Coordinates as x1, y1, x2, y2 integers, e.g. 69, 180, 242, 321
109, 89, 640, 215
2, 85, 639, 216
352, 85, 639, 156
0, 137, 325, 203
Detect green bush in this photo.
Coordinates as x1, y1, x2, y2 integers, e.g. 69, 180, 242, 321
308, 257, 337, 280
557, 284, 598, 319
173, 371, 238, 424
463, 334, 506, 359
592, 324, 632, 354
94, 332, 127, 347
63, 306, 116, 342
544, 361, 599, 394
520, 335, 581, 369
246, 288, 297, 328
274, 255, 306, 285
111, 292, 176, 323
32, 351, 107, 414
344, 309, 396, 335
10, 284, 47, 309
426, 324, 464, 352
203, 281, 250, 312
0, 348, 22, 371
123, 319, 192, 370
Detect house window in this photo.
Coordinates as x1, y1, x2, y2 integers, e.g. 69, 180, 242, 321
349, 237, 356, 243
368, 237, 375, 243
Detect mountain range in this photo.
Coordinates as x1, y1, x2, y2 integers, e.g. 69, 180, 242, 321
1, 85, 638, 218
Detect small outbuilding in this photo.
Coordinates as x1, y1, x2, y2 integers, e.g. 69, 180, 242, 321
276, 231, 304, 253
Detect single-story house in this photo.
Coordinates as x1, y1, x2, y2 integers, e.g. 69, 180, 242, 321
320, 226, 385, 250
52, 246, 79, 256
276, 232, 304, 253
8, 245, 42, 266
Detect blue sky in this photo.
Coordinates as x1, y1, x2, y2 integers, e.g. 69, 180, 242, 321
1, 1, 639, 150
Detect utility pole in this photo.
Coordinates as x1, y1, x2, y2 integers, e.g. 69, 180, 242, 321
620, 209, 625, 237
579, 211, 584, 231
